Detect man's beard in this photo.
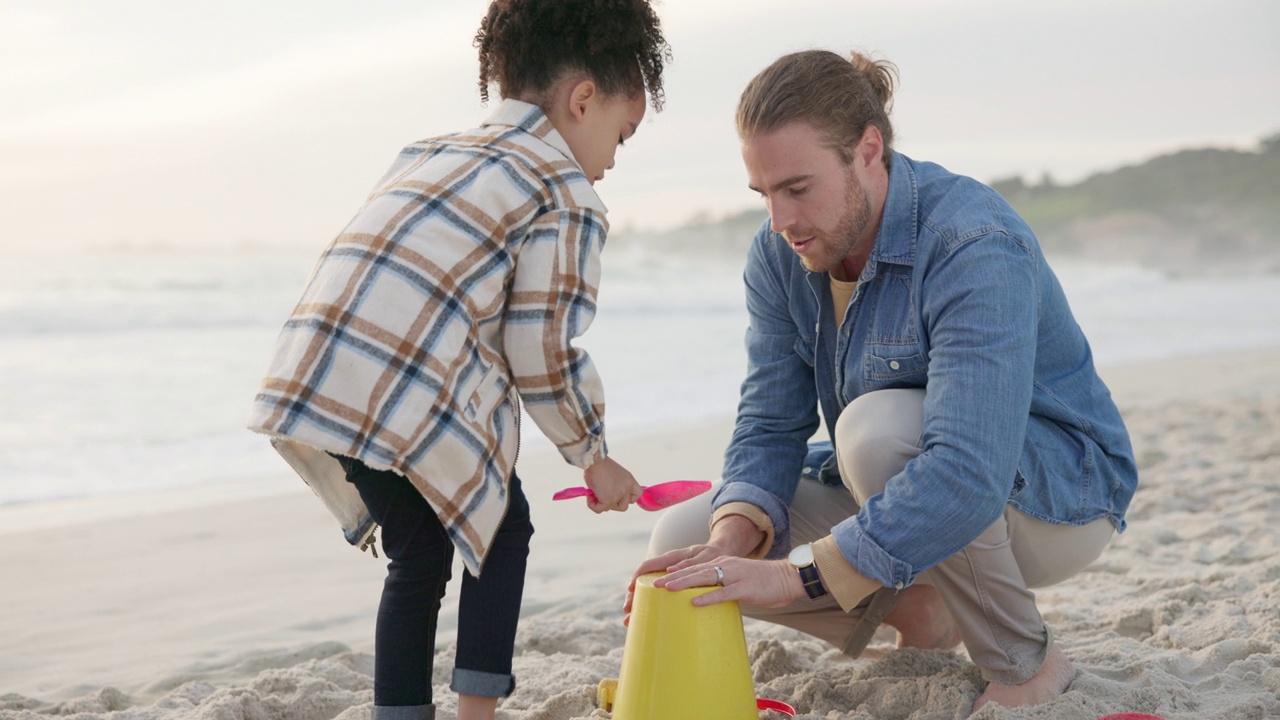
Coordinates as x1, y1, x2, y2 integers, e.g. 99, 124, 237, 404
792, 167, 872, 275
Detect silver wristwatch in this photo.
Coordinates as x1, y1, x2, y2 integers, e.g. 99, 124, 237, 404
788, 543, 828, 599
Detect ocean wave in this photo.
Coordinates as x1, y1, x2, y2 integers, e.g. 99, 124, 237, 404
4, 250, 1280, 510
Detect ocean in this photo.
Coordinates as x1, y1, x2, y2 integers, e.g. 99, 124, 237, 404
3, 244, 1279, 509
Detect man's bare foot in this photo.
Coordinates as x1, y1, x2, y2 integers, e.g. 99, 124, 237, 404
971, 644, 1075, 714
883, 584, 962, 650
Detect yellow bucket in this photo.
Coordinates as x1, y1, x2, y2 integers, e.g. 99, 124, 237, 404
607, 572, 757, 719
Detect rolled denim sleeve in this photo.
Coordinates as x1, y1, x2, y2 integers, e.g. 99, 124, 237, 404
831, 231, 1039, 587
716, 228, 822, 559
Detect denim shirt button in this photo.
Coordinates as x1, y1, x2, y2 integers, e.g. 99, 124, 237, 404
889, 360, 901, 370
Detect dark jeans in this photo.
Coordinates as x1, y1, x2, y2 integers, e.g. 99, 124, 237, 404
335, 456, 534, 706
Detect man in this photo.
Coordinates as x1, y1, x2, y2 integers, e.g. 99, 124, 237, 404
629, 49, 1137, 714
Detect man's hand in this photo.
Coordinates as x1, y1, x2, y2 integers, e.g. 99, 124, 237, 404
706, 514, 767, 557
623, 550, 803, 623
655, 556, 802, 609
624, 544, 732, 623
582, 456, 641, 513
623, 512, 789, 624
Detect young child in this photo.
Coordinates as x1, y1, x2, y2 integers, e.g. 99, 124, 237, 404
246, 2, 671, 718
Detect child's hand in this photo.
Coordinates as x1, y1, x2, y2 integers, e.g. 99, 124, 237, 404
583, 457, 642, 513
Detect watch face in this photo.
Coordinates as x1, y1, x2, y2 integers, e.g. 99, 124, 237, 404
789, 543, 814, 566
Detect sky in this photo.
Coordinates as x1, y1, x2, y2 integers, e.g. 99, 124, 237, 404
2, 0, 1278, 252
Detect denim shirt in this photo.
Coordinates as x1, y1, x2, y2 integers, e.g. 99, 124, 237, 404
716, 153, 1138, 589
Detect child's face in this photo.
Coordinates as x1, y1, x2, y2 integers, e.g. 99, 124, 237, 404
561, 91, 646, 185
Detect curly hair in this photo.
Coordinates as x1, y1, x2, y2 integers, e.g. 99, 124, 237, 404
738, 50, 898, 169
474, 0, 671, 112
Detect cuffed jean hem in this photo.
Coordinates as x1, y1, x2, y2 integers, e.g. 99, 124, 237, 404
451, 668, 516, 698
980, 625, 1055, 686
371, 704, 434, 720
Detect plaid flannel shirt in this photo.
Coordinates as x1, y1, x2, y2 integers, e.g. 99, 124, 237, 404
248, 100, 610, 574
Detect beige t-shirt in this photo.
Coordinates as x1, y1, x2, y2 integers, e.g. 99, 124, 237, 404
831, 275, 858, 328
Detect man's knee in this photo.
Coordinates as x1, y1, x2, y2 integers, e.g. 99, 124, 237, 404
835, 389, 926, 503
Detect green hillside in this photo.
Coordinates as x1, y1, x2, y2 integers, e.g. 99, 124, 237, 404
990, 133, 1280, 271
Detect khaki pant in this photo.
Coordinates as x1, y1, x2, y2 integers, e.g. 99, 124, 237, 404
647, 389, 1114, 684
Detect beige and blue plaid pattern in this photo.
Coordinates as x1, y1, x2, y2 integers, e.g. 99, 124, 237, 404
248, 100, 610, 574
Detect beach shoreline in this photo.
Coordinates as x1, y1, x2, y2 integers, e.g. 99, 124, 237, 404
3, 347, 1278, 719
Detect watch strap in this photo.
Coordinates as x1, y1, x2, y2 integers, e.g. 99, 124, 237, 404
797, 562, 827, 599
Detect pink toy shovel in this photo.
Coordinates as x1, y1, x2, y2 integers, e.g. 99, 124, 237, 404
757, 698, 797, 715
552, 480, 712, 511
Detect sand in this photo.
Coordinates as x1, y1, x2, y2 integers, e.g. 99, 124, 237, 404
2, 348, 1278, 720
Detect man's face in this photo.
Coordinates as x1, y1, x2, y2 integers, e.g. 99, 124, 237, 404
742, 121, 873, 277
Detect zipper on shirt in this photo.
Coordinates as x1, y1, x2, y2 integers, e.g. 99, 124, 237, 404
512, 391, 522, 470
358, 525, 379, 558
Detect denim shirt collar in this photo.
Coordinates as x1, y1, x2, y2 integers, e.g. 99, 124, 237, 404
808, 153, 919, 301
866, 152, 919, 271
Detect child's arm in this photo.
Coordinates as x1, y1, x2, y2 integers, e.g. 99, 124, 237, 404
504, 206, 640, 509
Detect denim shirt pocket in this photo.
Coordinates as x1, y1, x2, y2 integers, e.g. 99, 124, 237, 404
864, 343, 929, 385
